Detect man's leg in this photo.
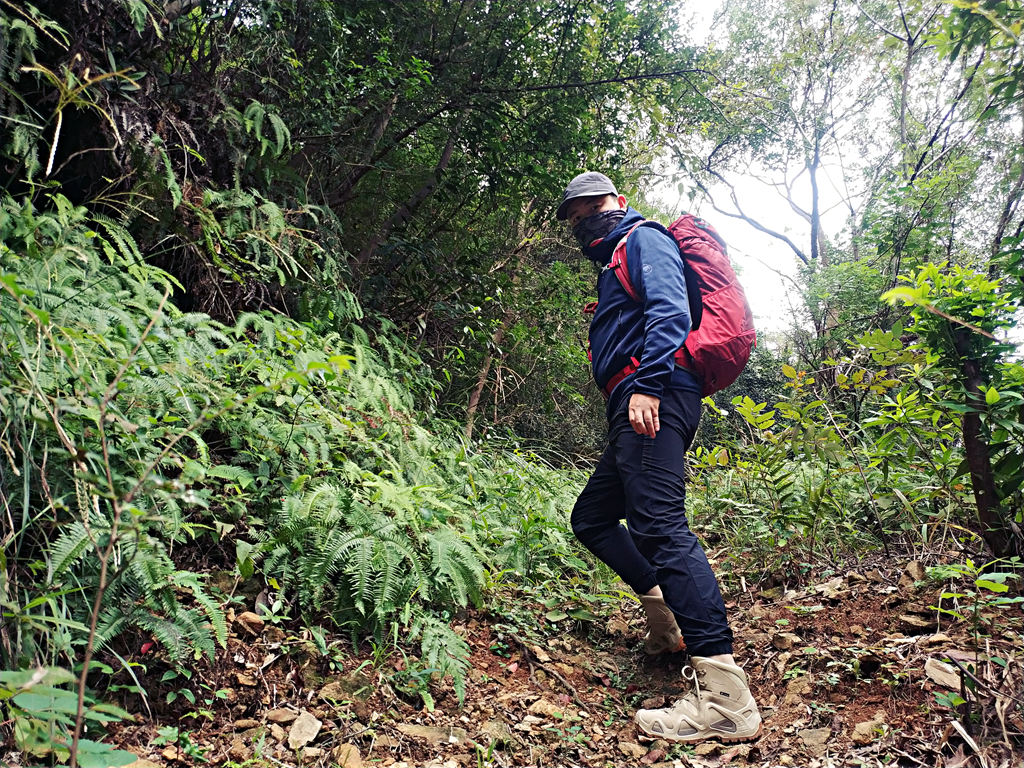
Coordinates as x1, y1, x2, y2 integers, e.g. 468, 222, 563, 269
612, 388, 760, 742
571, 442, 684, 653
571, 443, 658, 595
611, 389, 732, 656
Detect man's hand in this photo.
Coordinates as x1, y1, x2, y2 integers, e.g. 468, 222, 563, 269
628, 393, 661, 437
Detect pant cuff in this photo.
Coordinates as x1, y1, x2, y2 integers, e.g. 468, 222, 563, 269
633, 573, 658, 595
687, 640, 734, 657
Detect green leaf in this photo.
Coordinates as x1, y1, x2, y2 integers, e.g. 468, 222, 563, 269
985, 387, 1000, 405
974, 579, 1009, 593
781, 363, 797, 379
14, 687, 81, 715
74, 739, 140, 768
544, 609, 568, 622
567, 607, 601, 622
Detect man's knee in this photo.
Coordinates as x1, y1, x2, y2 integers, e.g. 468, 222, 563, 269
570, 498, 602, 544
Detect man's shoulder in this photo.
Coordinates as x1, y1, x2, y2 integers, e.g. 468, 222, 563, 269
628, 220, 677, 252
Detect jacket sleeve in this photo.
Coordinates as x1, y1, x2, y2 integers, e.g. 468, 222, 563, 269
629, 226, 691, 399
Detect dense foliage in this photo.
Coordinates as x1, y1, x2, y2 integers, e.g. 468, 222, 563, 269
1, 0, 1022, 765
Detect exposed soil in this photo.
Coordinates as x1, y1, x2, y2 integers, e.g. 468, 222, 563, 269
21, 556, 1024, 768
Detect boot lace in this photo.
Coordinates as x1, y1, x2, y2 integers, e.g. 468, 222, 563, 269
680, 664, 705, 705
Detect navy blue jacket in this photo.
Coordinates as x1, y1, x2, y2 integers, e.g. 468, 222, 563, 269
584, 207, 701, 418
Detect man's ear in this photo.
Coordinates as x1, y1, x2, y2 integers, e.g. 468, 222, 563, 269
616, 194, 627, 209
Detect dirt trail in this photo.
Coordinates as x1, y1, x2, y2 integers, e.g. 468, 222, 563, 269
106, 558, 1022, 768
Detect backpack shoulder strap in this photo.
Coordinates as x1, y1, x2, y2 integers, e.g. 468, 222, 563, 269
609, 221, 668, 302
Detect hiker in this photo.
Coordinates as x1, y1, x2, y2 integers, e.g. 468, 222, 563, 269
557, 171, 762, 744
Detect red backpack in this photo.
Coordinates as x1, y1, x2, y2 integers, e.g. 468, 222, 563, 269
605, 214, 756, 397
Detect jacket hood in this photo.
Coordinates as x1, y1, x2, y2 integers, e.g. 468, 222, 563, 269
581, 207, 647, 263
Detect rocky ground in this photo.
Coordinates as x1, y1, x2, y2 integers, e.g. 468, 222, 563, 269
29, 558, 1024, 768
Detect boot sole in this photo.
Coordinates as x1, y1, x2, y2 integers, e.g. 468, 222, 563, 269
637, 720, 763, 744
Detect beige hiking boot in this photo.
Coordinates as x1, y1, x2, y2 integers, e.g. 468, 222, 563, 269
639, 594, 685, 655
635, 656, 762, 743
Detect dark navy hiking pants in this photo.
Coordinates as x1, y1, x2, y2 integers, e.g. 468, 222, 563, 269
571, 387, 733, 657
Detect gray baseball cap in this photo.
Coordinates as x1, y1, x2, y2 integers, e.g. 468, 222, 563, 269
556, 171, 618, 220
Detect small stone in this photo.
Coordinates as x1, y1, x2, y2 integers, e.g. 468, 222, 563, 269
904, 560, 927, 582
332, 743, 362, 767
864, 569, 884, 583
265, 626, 286, 643
233, 718, 260, 729
269, 723, 287, 742
782, 675, 813, 707
303, 747, 324, 758
478, 719, 513, 746
850, 624, 864, 636
236, 672, 258, 687
799, 727, 831, 755
925, 658, 961, 689
772, 632, 802, 650
530, 644, 552, 663
288, 710, 323, 750
607, 618, 630, 635
898, 614, 935, 634
228, 738, 251, 761
395, 724, 468, 744
851, 712, 886, 745
265, 708, 298, 724
924, 633, 952, 646
235, 611, 265, 635
527, 698, 563, 719
161, 746, 183, 761
694, 741, 719, 755
759, 586, 784, 600
617, 741, 646, 758
123, 759, 162, 768
846, 572, 867, 584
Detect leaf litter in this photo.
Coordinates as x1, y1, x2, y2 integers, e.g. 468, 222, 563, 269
95, 556, 1022, 768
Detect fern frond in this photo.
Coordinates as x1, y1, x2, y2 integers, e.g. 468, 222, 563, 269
412, 614, 470, 704
47, 520, 92, 582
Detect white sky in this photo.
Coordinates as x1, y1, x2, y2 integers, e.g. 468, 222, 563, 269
656, 0, 1024, 346
645, 1, 811, 335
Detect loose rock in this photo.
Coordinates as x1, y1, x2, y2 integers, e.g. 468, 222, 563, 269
924, 657, 961, 689
851, 712, 886, 745
287, 711, 322, 750
235, 611, 265, 635
332, 743, 362, 767
772, 632, 802, 650
799, 727, 831, 755
618, 741, 646, 758
265, 708, 298, 724
396, 723, 468, 744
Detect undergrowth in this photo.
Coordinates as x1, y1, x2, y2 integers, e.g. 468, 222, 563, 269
0, 191, 592, 757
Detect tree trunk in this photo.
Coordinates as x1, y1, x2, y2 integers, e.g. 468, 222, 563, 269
354, 108, 468, 274
332, 91, 401, 209
952, 325, 1016, 558
464, 320, 509, 442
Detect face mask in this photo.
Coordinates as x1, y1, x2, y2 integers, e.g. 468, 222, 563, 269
572, 208, 625, 249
